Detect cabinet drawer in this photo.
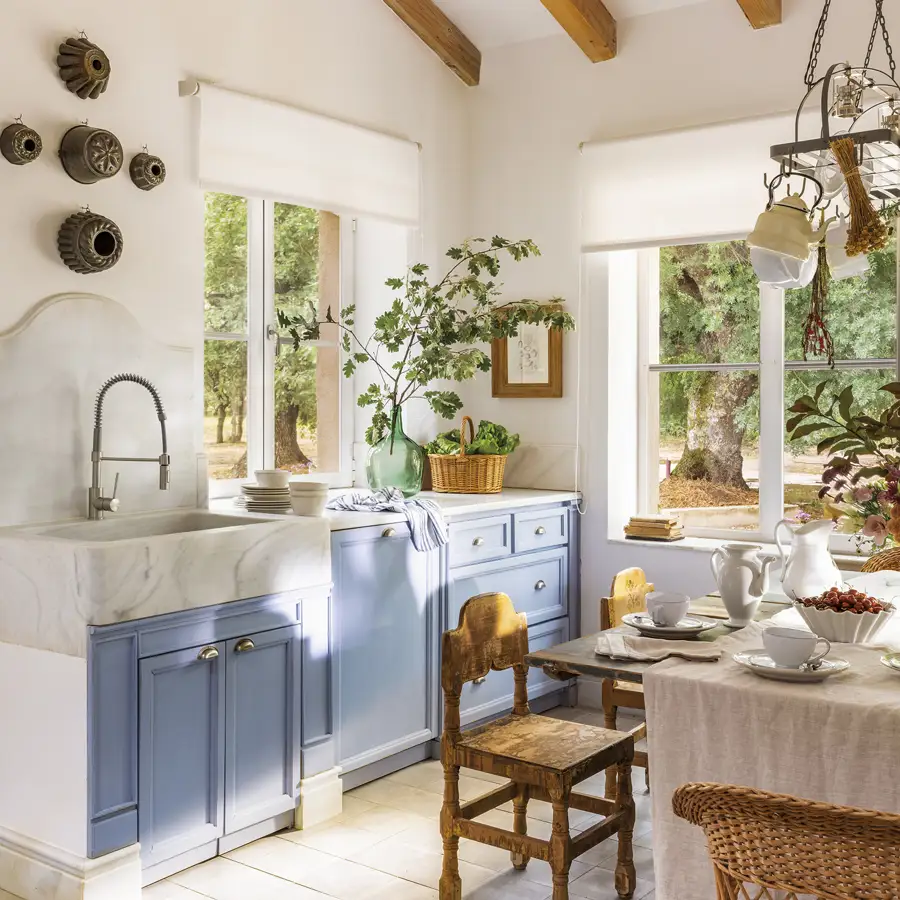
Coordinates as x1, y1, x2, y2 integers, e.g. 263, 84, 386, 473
514, 507, 568, 554
449, 515, 512, 568
449, 548, 567, 628
459, 618, 570, 727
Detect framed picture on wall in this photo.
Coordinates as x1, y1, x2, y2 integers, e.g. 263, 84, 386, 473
491, 313, 563, 398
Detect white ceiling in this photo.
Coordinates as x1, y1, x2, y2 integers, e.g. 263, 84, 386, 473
433, 0, 712, 50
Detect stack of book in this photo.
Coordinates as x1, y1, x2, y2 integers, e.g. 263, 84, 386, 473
624, 515, 684, 542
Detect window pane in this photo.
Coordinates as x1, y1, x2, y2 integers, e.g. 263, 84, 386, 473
657, 370, 760, 530
274, 203, 341, 473
785, 243, 897, 361
660, 241, 759, 364
784, 368, 895, 522
203, 339, 248, 480
204, 193, 248, 334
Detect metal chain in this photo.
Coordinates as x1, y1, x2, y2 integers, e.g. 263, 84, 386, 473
805, 0, 832, 88
864, 0, 896, 79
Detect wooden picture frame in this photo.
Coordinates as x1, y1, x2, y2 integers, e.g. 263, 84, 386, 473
491, 318, 563, 399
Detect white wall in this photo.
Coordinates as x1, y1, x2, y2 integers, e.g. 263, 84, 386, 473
1, 0, 469, 521
462, 0, 883, 634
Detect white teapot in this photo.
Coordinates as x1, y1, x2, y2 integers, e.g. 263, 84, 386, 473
748, 193, 833, 262
774, 518, 842, 600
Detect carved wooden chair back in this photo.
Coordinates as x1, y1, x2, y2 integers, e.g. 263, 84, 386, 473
441, 592, 530, 733
601, 568, 655, 630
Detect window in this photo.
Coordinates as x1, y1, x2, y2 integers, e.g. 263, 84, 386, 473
203, 193, 346, 492
640, 232, 899, 546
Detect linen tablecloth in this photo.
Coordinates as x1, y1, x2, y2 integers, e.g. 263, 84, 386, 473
644, 624, 900, 899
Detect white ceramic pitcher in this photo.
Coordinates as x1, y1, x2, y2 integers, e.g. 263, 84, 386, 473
774, 518, 842, 600
710, 543, 778, 627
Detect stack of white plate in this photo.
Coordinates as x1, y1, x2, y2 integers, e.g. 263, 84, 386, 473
289, 479, 330, 517
239, 483, 291, 514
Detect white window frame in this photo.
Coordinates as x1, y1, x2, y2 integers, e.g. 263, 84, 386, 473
205, 196, 354, 498
637, 229, 900, 554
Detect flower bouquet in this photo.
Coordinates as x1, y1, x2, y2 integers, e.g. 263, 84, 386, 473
787, 380, 900, 552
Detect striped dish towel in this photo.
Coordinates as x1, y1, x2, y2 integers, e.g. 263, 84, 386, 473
327, 488, 448, 552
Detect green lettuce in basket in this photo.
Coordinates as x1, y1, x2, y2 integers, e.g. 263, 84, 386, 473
425, 420, 521, 456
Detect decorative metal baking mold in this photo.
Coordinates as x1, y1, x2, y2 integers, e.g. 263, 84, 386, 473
57, 36, 111, 100
59, 125, 123, 184
129, 151, 166, 191
58, 211, 123, 274
0, 122, 42, 165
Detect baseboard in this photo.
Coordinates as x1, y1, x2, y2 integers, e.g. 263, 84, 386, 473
295, 766, 343, 830
0, 825, 141, 900
341, 743, 432, 791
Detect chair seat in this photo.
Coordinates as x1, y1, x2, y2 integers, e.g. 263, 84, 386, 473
613, 680, 643, 695
455, 713, 630, 776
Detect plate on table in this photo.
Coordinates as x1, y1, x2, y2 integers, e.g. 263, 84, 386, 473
880, 652, 900, 673
622, 613, 719, 639
734, 649, 850, 683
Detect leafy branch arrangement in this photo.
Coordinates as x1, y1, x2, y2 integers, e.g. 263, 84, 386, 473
278, 237, 575, 445
788, 381, 900, 546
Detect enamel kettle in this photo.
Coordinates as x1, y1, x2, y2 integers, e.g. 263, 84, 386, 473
774, 518, 841, 600
747, 193, 833, 262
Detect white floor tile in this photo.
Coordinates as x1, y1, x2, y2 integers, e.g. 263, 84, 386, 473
226, 833, 335, 879
348, 779, 445, 818
568, 865, 655, 900
169, 856, 325, 899
341, 803, 437, 840
0, 891, 24, 900
462, 869, 553, 899
142, 883, 208, 899
351, 834, 497, 892
278, 819, 386, 858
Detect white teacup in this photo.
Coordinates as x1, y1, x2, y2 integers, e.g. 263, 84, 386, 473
646, 592, 691, 628
763, 625, 831, 669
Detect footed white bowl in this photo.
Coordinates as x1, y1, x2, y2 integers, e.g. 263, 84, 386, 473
254, 469, 290, 489
793, 600, 895, 644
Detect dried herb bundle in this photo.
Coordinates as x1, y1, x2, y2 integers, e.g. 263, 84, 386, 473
831, 137, 889, 255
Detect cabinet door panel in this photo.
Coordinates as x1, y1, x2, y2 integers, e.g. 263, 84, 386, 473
139, 643, 225, 868
333, 530, 432, 771
225, 625, 301, 833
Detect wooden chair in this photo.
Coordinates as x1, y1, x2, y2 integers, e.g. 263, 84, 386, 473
673, 782, 900, 899
440, 592, 637, 900
600, 568, 654, 797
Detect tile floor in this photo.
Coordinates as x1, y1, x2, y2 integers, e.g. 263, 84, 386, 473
1, 707, 655, 900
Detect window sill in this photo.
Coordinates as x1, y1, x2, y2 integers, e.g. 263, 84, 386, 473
607, 534, 869, 572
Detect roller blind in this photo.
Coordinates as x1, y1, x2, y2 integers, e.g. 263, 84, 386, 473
580, 112, 810, 251
195, 84, 420, 225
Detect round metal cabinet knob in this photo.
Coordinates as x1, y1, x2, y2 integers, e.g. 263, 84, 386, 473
382, 527, 397, 538
197, 646, 219, 661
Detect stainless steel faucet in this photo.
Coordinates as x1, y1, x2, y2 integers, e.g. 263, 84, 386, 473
89, 373, 170, 520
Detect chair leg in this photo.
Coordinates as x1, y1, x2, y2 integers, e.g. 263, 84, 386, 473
604, 704, 618, 800
645, 758, 651, 793
549, 784, 572, 900
439, 762, 462, 900
614, 761, 636, 900
510, 783, 530, 870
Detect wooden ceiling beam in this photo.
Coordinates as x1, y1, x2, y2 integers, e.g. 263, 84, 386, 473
540, 0, 617, 63
735, 0, 782, 29
381, 0, 481, 86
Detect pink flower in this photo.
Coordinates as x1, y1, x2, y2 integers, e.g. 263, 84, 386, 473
863, 515, 889, 546
854, 486, 873, 503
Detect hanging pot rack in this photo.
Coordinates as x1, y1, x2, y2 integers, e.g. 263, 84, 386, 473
768, 0, 900, 210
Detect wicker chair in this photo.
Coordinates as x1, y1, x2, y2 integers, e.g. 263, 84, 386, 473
861, 546, 900, 572
673, 782, 900, 899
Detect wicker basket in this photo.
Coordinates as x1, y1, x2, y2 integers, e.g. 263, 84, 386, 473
428, 415, 507, 494
862, 546, 900, 572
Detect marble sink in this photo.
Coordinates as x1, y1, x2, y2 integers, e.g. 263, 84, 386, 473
0, 509, 332, 657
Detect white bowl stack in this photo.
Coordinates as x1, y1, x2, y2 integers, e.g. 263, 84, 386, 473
289, 479, 330, 517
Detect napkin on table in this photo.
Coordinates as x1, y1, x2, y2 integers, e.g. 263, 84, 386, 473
594, 632, 722, 662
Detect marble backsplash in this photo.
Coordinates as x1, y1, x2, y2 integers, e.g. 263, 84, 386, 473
0, 293, 198, 527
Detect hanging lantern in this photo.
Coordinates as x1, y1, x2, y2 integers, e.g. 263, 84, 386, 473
882, 101, 900, 138
832, 77, 863, 119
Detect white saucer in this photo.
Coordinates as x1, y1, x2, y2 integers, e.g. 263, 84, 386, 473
880, 652, 900, 673
734, 649, 850, 683
622, 613, 720, 640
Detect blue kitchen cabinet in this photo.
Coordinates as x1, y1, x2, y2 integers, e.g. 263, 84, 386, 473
138, 642, 226, 870
224, 625, 302, 834
331, 525, 441, 780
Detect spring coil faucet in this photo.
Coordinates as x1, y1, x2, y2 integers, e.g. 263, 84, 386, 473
89, 373, 170, 519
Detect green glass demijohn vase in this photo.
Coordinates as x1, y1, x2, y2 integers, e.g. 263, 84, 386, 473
365, 406, 425, 498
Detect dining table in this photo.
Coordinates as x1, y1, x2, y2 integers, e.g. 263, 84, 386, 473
525, 584, 900, 900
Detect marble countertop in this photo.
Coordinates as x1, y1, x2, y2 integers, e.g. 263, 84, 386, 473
212, 488, 579, 531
